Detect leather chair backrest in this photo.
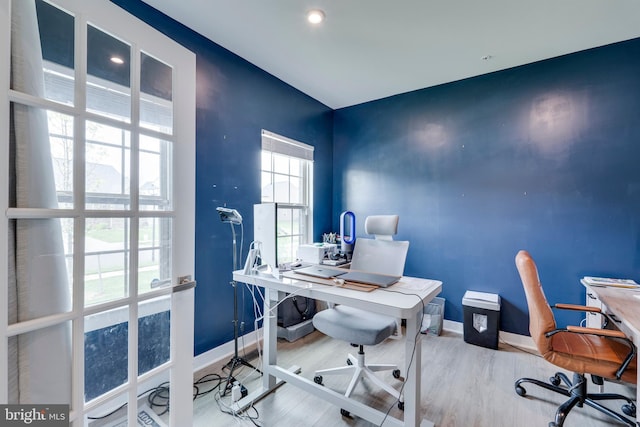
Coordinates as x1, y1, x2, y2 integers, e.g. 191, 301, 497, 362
515, 250, 556, 355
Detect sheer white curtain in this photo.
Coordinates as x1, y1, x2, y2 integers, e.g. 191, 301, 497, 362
8, 0, 71, 404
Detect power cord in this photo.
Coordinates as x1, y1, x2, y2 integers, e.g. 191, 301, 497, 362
87, 385, 171, 420
212, 273, 311, 425
214, 389, 262, 426
376, 288, 426, 427
87, 372, 228, 421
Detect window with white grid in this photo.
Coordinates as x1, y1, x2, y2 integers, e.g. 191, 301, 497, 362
260, 130, 313, 264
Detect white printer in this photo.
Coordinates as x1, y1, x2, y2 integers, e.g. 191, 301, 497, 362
297, 243, 338, 264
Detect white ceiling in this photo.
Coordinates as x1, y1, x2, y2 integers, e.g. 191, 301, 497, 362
141, 0, 640, 109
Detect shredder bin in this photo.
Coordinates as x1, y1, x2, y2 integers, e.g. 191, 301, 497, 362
462, 291, 501, 349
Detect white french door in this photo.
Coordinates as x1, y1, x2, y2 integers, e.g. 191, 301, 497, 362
0, 0, 195, 425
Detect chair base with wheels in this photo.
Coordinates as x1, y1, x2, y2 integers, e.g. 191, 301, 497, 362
515, 372, 636, 427
312, 305, 404, 416
313, 344, 404, 413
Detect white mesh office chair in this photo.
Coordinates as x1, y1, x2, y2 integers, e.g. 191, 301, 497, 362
312, 215, 409, 416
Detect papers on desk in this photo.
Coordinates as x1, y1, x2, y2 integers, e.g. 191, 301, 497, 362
394, 276, 441, 292
583, 276, 640, 289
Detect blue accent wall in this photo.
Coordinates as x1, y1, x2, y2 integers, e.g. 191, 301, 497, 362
333, 38, 640, 335
112, 1, 334, 355
113, 0, 640, 346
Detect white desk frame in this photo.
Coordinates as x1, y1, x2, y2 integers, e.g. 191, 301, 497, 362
583, 283, 640, 426
232, 270, 442, 427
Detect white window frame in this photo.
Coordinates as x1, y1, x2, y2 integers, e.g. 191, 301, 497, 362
261, 129, 314, 263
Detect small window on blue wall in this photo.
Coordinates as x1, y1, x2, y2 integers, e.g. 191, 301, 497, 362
261, 130, 314, 264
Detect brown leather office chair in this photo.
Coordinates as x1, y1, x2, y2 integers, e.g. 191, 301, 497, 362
514, 250, 637, 427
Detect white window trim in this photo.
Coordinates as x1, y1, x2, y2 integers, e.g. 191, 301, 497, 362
261, 129, 314, 161
261, 130, 314, 260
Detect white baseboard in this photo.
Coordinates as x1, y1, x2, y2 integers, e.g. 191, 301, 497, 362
442, 319, 463, 334
442, 320, 536, 352
499, 330, 537, 351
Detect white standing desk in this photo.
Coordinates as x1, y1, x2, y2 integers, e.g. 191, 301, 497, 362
583, 282, 640, 426
232, 270, 442, 427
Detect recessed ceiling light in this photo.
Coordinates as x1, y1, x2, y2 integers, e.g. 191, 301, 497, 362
307, 9, 325, 24
110, 56, 124, 65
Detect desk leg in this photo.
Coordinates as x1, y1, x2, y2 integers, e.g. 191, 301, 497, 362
262, 288, 278, 391
405, 313, 431, 427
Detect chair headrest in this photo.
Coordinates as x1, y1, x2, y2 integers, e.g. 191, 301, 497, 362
364, 215, 399, 240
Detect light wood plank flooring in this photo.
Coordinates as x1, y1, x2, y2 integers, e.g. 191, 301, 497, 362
190, 330, 637, 427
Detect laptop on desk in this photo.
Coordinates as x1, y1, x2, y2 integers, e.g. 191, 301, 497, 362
339, 271, 401, 288
350, 239, 409, 277
293, 265, 347, 279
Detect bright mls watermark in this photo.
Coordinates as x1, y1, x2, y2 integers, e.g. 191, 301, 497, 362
1, 405, 68, 426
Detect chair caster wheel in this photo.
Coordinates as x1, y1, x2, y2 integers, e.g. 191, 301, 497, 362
346, 359, 352, 366
622, 402, 636, 417
515, 385, 527, 397
550, 375, 561, 386
398, 401, 404, 411
340, 408, 350, 417
314, 375, 323, 385
392, 369, 401, 379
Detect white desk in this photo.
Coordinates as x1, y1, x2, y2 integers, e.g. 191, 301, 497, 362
583, 283, 640, 426
233, 270, 442, 427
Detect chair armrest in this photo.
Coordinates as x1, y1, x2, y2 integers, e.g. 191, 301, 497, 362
553, 303, 621, 329
554, 303, 601, 313
566, 325, 627, 338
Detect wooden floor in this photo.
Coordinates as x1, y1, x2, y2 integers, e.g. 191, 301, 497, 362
189, 330, 637, 427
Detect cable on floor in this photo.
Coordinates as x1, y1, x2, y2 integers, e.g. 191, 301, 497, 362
87, 372, 228, 421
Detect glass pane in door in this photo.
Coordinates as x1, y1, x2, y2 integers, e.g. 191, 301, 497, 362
140, 52, 173, 133
138, 296, 170, 374
85, 121, 131, 210
85, 218, 130, 306
84, 309, 128, 402
9, 103, 75, 209
48, 111, 75, 208
86, 24, 131, 122
137, 373, 171, 425
13, 0, 76, 106
139, 217, 172, 294
8, 322, 72, 404
8, 218, 72, 323
139, 136, 172, 211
